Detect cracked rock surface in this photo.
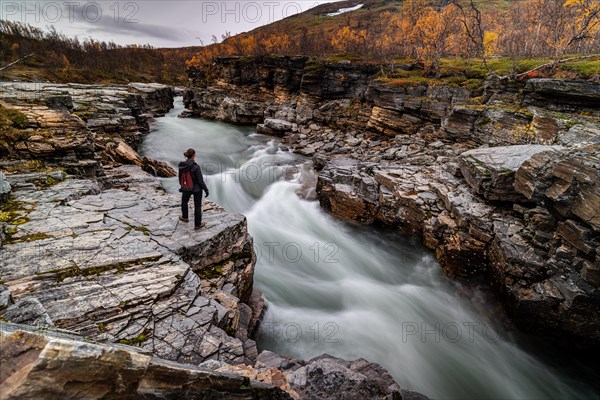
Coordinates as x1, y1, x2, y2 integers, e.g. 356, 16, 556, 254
1, 165, 258, 365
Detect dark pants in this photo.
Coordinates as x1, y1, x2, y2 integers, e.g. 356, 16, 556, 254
181, 191, 202, 226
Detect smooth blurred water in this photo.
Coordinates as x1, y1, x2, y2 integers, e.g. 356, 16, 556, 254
139, 98, 599, 400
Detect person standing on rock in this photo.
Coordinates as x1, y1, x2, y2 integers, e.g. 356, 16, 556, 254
178, 148, 209, 230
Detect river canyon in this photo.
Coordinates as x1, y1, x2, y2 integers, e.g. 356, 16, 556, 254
1, 55, 599, 399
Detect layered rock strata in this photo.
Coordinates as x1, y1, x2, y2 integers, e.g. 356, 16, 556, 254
1, 165, 259, 365
0, 82, 175, 178
0, 322, 290, 399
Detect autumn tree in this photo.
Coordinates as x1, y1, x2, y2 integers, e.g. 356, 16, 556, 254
260, 34, 291, 54
455, 0, 494, 73
483, 31, 499, 56
412, 4, 460, 75
60, 54, 70, 77
330, 26, 368, 54
10, 42, 20, 59
373, 11, 403, 57
552, 0, 600, 64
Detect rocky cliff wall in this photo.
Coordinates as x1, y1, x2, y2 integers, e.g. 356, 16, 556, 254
0, 322, 426, 400
185, 56, 600, 347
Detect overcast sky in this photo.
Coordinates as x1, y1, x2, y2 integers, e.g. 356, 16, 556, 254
0, 1, 341, 47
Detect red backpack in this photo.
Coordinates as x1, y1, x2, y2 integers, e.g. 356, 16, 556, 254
180, 170, 194, 191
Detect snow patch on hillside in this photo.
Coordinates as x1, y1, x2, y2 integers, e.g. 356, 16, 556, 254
326, 4, 364, 16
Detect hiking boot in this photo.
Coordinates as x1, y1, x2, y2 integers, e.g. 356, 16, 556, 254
179, 216, 189, 223
194, 222, 206, 230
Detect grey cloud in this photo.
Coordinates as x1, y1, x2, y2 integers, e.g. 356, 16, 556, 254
84, 21, 187, 42
61, 2, 187, 42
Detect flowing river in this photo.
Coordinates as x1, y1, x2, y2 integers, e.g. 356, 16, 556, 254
140, 98, 599, 399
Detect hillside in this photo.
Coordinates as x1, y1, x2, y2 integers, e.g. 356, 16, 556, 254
0, 21, 199, 85
187, 0, 600, 79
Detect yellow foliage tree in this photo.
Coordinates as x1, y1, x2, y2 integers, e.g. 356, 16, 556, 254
240, 35, 257, 55
483, 31, 499, 56
330, 26, 367, 53
260, 34, 291, 54
549, 0, 600, 65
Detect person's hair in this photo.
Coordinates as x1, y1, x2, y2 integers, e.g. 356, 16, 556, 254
184, 148, 196, 159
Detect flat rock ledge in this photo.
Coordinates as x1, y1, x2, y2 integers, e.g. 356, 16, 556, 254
1, 165, 258, 366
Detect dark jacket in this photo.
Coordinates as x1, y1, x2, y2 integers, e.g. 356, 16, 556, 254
178, 158, 209, 194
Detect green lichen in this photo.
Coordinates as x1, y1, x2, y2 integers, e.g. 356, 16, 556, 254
476, 116, 492, 126
96, 322, 108, 332
41, 257, 159, 282
240, 376, 252, 389
11, 217, 30, 225
118, 331, 150, 346
5, 232, 51, 244
132, 226, 150, 236
0, 107, 29, 129
2, 160, 42, 173
224, 325, 237, 336
0, 196, 35, 238
0, 211, 11, 222
52, 266, 81, 282
198, 264, 223, 280
34, 176, 59, 188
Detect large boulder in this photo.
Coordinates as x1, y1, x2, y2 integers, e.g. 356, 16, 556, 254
249, 351, 429, 400
286, 355, 412, 400
513, 145, 600, 230
524, 79, 600, 108
316, 157, 380, 224
557, 123, 600, 148
128, 82, 174, 115
104, 140, 176, 177
264, 118, 294, 132
460, 145, 562, 202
